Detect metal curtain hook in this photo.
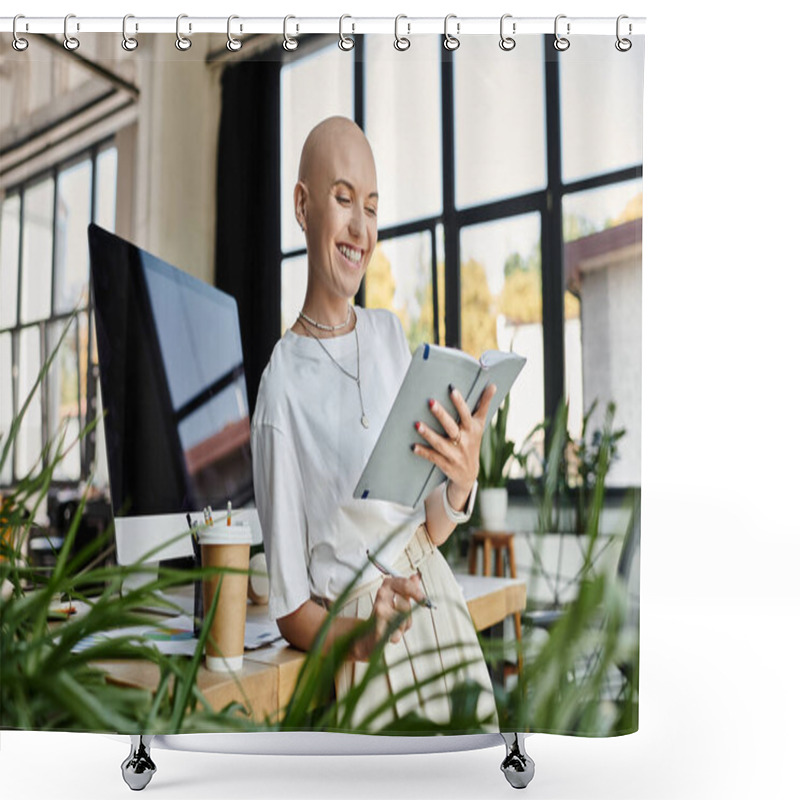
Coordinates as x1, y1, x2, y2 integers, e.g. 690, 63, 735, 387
227, 15, 242, 51
12, 14, 29, 52
64, 13, 80, 51
176, 14, 192, 51
122, 14, 138, 51
283, 15, 298, 51
443, 14, 460, 51
499, 14, 516, 51
615, 15, 632, 52
554, 14, 570, 51
394, 14, 410, 51
339, 15, 355, 51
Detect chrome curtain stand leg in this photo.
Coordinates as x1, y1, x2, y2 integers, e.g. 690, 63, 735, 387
499, 732, 535, 789
121, 735, 157, 791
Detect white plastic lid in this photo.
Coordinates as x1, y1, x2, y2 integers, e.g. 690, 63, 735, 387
197, 522, 251, 546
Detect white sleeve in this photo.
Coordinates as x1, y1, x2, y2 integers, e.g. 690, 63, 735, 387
391, 312, 413, 373
251, 421, 311, 620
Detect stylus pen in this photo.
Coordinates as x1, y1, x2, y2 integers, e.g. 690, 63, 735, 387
366, 550, 436, 610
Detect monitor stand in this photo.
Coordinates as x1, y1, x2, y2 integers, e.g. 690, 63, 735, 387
119, 570, 192, 617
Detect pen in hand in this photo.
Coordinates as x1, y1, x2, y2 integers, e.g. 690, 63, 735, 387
366, 550, 436, 610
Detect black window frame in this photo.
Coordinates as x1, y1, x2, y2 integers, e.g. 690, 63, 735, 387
0, 137, 116, 488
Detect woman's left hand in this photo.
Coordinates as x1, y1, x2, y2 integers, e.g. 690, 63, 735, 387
412, 383, 497, 511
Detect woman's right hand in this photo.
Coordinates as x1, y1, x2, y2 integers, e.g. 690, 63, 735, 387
355, 574, 425, 660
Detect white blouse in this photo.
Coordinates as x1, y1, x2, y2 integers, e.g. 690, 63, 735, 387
251, 306, 426, 621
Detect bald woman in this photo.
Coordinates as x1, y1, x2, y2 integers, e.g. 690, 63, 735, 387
251, 116, 498, 731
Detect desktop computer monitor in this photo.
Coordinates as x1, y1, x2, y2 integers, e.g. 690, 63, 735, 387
88, 223, 261, 566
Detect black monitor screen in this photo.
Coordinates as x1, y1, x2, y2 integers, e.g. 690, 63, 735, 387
89, 223, 253, 517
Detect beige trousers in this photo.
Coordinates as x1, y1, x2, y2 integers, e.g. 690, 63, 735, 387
332, 524, 500, 733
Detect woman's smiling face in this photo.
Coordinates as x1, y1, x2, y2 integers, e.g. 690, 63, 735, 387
296, 119, 379, 311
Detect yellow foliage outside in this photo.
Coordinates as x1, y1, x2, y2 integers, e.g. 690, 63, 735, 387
565, 291, 580, 321
499, 270, 541, 325
416, 265, 445, 347
612, 191, 643, 225
497, 266, 580, 324
365, 243, 410, 333
366, 246, 577, 356
460, 258, 496, 359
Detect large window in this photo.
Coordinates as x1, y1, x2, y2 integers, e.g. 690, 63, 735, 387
0, 143, 117, 487
276, 35, 643, 486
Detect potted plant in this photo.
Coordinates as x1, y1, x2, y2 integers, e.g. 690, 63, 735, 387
478, 395, 516, 530
516, 397, 626, 534
0, 320, 261, 736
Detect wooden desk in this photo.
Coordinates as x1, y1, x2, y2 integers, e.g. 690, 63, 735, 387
94, 573, 526, 723
457, 574, 526, 631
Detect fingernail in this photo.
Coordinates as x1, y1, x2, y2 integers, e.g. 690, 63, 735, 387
448, 384, 454, 394
410, 444, 416, 452
428, 399, 435, 410
415, 421, 422, 431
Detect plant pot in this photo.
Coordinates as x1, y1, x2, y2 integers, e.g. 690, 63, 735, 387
479, 487, 509, 531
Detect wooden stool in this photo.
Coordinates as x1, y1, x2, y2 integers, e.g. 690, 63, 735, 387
467, 530, 523, 676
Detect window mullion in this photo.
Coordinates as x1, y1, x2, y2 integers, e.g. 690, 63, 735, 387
83, 145, 100, 479
10, 330, 19, 483
440, 43, 459, 349
50, 167, 59, 326
42, 169, 59, 468
38, 319, 48, 471
429, 226, 439, 346
15, 190, 25, 336
10, 191, 25, 482
542, 37, 566, 448
354, 34, 366, 310
73, 317, 82, 475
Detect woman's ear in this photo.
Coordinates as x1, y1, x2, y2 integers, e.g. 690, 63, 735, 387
294, 181, 308, 232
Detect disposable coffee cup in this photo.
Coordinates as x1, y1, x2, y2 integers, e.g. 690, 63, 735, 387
198, 522, 251, 672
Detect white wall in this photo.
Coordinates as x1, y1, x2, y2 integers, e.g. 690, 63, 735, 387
130, 37, 223, 284
580, 254, 642, 486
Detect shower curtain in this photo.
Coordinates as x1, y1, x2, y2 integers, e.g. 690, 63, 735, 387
0, 22, 643, 741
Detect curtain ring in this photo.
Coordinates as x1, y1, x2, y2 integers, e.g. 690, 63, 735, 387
443, 14, 460, 51
554, 14, 570, 51
394, 14, 411, 51
499, 14, 516, 51
175, 14, 192, 51
122, 14, 138, 51
12, 15, 29, 52
283, 15, 299, 51
339, 14, 355, 51
63, 13, 80, 51
615, 15, 632, 52
227, 15, 242, 51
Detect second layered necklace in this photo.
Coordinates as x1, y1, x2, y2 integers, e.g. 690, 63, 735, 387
297, 307, 369, 429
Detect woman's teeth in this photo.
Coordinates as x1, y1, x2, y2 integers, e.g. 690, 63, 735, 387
338, 244, 361, 265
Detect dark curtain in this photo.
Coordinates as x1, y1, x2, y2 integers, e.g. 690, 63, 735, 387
214, 59, 283, 416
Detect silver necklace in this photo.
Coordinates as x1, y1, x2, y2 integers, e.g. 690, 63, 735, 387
298, 304, 352, 332
298, 315, 369, 429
